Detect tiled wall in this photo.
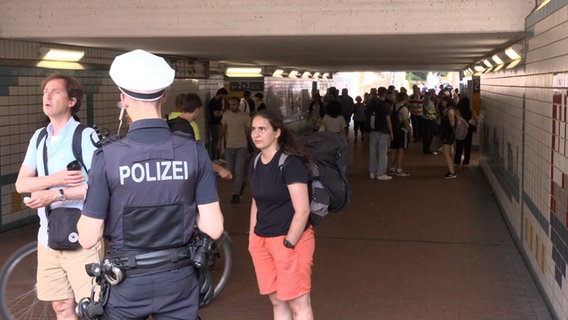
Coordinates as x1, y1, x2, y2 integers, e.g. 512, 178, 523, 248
479, 1, 568, 318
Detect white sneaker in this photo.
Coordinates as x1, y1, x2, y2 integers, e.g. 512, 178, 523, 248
377, 174, 392, 181
369, 173, 376, 179
396, 169, 411, 177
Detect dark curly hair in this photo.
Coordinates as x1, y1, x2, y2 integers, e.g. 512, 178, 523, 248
252, 109, 313, 170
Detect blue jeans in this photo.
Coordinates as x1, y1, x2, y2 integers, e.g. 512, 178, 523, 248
369, 132, 390, 175
226, 147, 248, 195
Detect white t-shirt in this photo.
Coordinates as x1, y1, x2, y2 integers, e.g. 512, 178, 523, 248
319, 115, 346, 134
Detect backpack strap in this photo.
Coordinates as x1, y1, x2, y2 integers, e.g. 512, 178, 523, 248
35, 124, 90, 176
36, 127, 48, 149
34, 128, 48, 177
73, 123, 88, 170
253, 152, 288, 176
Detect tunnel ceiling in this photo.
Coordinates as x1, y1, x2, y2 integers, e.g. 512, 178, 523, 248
34, 32, 525, 73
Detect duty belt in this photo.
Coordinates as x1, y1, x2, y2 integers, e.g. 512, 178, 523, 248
107, 247, 191, 271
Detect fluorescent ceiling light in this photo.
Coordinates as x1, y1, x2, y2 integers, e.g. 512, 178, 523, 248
536, 0, 551, 11
312, 72, 320, 79
493, 64, 505, 72
301, 71, 311, 78
36, 61, 84, 70
288, 70, 299, 78
483, 59, 493, 68
40, 48, 84, 62
322, 73, 330, 79
272, 69, 284, 77
225, 67, 262, 77
505, 46, 521, 60
474, 65, 486, 72
506, 59, 522, 69
492, 54, 504, 65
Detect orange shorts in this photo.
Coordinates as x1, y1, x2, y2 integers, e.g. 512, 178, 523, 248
248, 227, 315, 301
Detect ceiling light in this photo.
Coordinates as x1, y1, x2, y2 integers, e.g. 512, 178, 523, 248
40, 48, 84, 62
225, 67, 262, 77
272, 69, 284, 77
505, 46, 521, 60
322, 73, 330, 79
493, 64, 505, 72
474, 65, 486, 72
36, 61, 85, 70
312, 72, 320, 79
301, 71, 311, 78
288, 70, 299, 78
492, 54, 504, 65
506, 59, 522, 69
483, 59, 493, 68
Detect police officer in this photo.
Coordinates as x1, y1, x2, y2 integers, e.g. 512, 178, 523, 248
77, 49, 224, 320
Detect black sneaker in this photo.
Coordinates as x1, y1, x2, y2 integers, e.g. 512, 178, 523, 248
231, 194, 240, 204
444, 172, 457, 179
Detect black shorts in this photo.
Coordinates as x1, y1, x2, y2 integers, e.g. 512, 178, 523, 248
390, 130, 407, 149
354, 121, 366, 131
441, 133, 456, 145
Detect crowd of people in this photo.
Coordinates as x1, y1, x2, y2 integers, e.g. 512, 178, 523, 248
310, 83, 478, 180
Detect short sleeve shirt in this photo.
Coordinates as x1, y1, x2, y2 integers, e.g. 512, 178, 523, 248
221, 110, 250, 148
249, 149, 308, 237
22, 117, 97, 247
82, 120, 218, 222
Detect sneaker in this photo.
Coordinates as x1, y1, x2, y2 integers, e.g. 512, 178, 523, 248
444, 172, 457, 179
231, 194, 240, 203
389, 168, 397, 175
396, 169, 411, 177
370, 173, 377, 179
377, 174, 392, 181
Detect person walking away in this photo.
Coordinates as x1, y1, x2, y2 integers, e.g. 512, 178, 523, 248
77, 49, 224, 320
352, 95, 367, 142
388, 92, 412, 177
221, 96, 251, 203
208, 87, 227, 161
338, 88, 354, 138
170, 92, 232, 179
408, 85, 423, 142
318, 100, 345, 134
16, 74, 103, 319
421, 89, 439, 154
454, 96, 476, 166
248, 109, 315, 320
439, 96, 457, 179
367, 87, 393, 181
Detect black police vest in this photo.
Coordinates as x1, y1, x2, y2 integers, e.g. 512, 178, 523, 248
102, 132, 198, 251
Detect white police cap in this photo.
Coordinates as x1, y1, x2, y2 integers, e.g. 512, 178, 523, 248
109, 49, 175, 101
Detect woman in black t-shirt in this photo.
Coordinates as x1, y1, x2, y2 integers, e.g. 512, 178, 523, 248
248, 109, 315, 320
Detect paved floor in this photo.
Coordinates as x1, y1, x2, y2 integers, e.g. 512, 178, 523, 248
0, 134, 555, 320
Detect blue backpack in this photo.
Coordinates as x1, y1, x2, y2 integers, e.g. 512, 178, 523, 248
253, 131, 351, 226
